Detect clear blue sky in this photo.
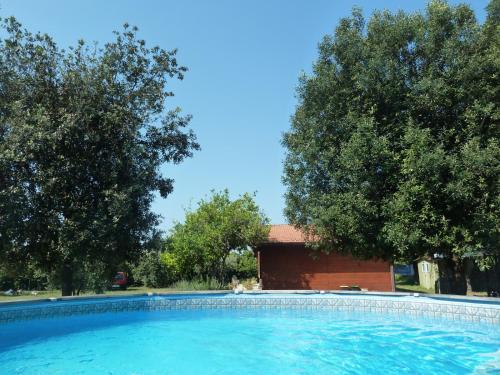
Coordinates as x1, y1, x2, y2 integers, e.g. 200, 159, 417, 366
1, 0, 489, 232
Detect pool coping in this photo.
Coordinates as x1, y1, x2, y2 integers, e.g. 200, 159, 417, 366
1, 289, 499, 307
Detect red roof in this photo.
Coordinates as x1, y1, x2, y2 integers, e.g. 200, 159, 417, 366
266, 224, 307, 243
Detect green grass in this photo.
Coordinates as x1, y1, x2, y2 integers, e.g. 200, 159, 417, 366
395, 283, 490, 297
1, 279, 490, 302
395, 284, 434, 294
169, 278, 224, 291
0, 289, 62, 302
394, 274, 434, 294
393, 274, 492, 296
394, 275, 434, 294
0, 283, 229, 303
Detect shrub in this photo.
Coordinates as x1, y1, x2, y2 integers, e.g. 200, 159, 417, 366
168, 190, 269, 285
0, 262, 50, 291
62, 261, 112, 295
169, 278, 227, 291
225, 250, 257, 281
243, 277, 258, 290
133, 251, 172, 288
159, 252, 181, 279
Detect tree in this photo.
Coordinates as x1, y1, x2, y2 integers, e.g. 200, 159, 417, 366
132, 251, 176, 288
283, 1, 499, 294
225, 249, 258, 281
0, 18, 199, 295
169, 190, 269, 284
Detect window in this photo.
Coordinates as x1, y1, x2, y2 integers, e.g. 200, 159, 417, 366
422, 262, 430, 273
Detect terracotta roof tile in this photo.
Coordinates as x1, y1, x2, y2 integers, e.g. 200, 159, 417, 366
266, 224, 306, 243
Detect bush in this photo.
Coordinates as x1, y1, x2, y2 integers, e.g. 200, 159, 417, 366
160, 252, 181, 279
56, 261, 113, 295
241, 277, 258, 290
225, 250, 257, 281
0, 262, 50, 291
133, 251, 172, 288
169, 278, 227, 291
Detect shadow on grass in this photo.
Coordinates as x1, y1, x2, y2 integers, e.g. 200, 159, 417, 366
395, 284, 434, 294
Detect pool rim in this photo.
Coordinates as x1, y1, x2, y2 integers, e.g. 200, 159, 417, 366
1, 289, 499, 308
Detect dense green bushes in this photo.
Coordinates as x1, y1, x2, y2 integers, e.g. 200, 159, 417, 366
225, 250, 258, 281
129, 191, 264, 289
131, 248, 257, 288
132, 251, 172, 288
1, 247, 258, 292
0, 260, 114, 294
169, 278, 224, 291
167, 190, 268, 284
1, 190, 264, 293
0, 262, 50, 291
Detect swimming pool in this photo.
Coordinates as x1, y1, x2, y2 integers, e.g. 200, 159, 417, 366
1, 293, 499, 374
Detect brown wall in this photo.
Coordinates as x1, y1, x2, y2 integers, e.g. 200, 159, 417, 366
258, 244, 394, 291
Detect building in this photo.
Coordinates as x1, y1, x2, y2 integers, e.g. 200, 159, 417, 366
417, 258, 439, 291
417, 257, 500, 296
255, 225, 395, 291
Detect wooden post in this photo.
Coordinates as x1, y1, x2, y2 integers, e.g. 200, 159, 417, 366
257, 250, 261, 280
390, 264, 396, 292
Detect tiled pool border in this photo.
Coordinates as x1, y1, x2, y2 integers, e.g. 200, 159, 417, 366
1, 293, 498, 325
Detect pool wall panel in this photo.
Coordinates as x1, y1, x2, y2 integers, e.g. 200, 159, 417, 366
1, 295, 497, 325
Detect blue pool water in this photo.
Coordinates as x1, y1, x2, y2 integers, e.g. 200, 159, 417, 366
0, 304, 499, 374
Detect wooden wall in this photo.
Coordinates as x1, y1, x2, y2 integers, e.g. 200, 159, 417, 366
258, 244, 394, 292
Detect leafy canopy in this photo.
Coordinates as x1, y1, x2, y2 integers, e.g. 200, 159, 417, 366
169, 190, 269, 283
283, 0, 499, 267
0, 17, 199, 294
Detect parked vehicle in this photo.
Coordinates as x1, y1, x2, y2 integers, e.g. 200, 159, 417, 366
112, 272, 128, 290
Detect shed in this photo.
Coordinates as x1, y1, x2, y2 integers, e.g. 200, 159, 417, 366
417, 258, 439, 291
255, 225, 395, 291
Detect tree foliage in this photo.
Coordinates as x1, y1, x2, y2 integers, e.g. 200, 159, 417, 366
225, 249, 258, 281
283, 0, 499, 278
132, 251, 176, 288
169, 190, 269, 284
0, 18, 199, 295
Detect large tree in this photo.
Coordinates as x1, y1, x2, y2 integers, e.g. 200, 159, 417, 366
0, 18, 199, 295
283, 1, 499, 294
169, 190, 269, 284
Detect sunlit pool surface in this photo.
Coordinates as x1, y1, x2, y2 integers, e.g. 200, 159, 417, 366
0, 298, 499, 374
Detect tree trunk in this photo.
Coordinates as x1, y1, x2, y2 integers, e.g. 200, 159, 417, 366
218, 255, 228, 286
61, 261, 73, 296
437, 258, 467, 295
486, 258, 500, 297
412, 261, 420, 284
464, 259, 473, 295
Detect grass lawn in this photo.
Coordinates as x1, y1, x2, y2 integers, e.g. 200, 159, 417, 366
395, 284, 434, 294
1, 284, 490, 302
4, 285, 436, 302
0, 286, 230, 303
394, 274, 433, 294
395, 278, 489, 297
